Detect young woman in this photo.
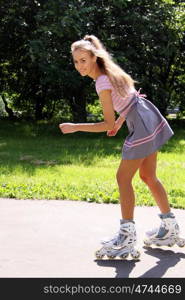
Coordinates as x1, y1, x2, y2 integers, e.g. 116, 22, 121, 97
59, 35, 185, 259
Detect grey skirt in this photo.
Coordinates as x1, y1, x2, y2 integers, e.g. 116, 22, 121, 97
122, 95, 174, 160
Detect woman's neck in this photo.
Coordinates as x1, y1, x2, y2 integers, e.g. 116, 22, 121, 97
88, 65, 105, 80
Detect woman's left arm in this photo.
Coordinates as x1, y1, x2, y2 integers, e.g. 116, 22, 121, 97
59, 90, 115, 134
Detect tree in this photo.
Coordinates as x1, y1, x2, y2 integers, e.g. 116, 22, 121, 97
0, 0, 184, 120
0, 0, 92, 121
84, 0, 185, 115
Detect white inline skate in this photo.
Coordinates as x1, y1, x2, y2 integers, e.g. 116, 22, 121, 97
95, 221, 140, 260
144, 213, 185, 248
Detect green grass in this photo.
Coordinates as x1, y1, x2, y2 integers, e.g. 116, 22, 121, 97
0, 119, 185, 209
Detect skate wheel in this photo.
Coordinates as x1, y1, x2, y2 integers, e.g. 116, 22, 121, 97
144, 239, 152, 247
95, 255, 104, 259
167, 242, 175, 247
119, 253, 129, 259
176, 239, 185, 248
107, 255, 116, 259
131, 250, 140, 260
95, 250, 104, 259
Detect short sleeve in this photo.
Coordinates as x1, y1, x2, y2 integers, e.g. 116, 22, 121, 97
95, 75, 113, 95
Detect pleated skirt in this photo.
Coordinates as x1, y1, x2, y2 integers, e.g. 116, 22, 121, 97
122, 96, 174, 160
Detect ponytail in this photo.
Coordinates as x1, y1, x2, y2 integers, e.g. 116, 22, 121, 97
83, 35, 105, 51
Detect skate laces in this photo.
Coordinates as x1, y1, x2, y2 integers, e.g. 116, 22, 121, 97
101, 231, 123, 245
155, 220, 169, 238
113, 230, 128, 249
146, 219, 167, 237
102, 224, 132, 249
146, 218, 178, 238
101, 225, 130, 247
113, 229, 127, 246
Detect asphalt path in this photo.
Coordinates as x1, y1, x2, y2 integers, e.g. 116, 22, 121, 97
0, 198, 185, 278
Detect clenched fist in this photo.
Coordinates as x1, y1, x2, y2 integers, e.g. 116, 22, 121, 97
107, 123, 121, 137
59, 123, 77, 134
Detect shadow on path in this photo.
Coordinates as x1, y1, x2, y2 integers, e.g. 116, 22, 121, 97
94, 259, 139, 278
139, 246, 185, 278
94, 247, 185, 278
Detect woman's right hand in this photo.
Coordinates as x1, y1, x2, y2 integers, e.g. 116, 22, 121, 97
59, 123, 77, 134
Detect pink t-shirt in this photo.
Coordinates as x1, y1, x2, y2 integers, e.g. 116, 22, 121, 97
95, 75, 136, 118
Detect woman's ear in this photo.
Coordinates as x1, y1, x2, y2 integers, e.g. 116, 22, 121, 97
93, 55, 97, 63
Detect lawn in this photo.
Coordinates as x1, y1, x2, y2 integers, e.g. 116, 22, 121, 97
0, 119, 185, 209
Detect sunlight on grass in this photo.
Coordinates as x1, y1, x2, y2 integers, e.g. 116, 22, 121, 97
0, 120, 185, 208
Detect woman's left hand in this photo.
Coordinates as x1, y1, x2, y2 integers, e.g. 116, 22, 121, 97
107, 123, 121, 137
59, 123, 77, 134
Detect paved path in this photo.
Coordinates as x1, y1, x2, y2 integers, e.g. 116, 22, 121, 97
0, 198, 185, 278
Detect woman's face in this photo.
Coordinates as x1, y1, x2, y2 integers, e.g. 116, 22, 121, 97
72, 49, 96, 77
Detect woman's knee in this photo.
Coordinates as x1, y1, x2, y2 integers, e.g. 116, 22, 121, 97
139, 173, 158, 186
116, 170, 132, 186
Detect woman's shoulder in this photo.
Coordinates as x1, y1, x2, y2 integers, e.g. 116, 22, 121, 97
95, 74, 113, 94
95, 74, 112, 88
96, 74, 110, 83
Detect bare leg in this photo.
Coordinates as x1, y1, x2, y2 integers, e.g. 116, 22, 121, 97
139, 152, 170, 213
116, 157, 144, 220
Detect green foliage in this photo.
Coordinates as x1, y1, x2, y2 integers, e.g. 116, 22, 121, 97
0, 0, 184, 120
86, 99, 104, 122
0, 96, 6, 116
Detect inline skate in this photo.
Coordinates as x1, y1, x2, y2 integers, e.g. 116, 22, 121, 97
95, 221, 140, 260
144, 213, 185, 248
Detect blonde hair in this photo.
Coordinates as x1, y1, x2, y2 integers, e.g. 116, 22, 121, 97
71, 35, 136, 97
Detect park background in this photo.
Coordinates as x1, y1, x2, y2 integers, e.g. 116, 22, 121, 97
0, 0, 185, 209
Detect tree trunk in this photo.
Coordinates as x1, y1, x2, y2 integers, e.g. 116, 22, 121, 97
35, 97, 45, 120
1, 94, 16, 120
70, 91, 87, 123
